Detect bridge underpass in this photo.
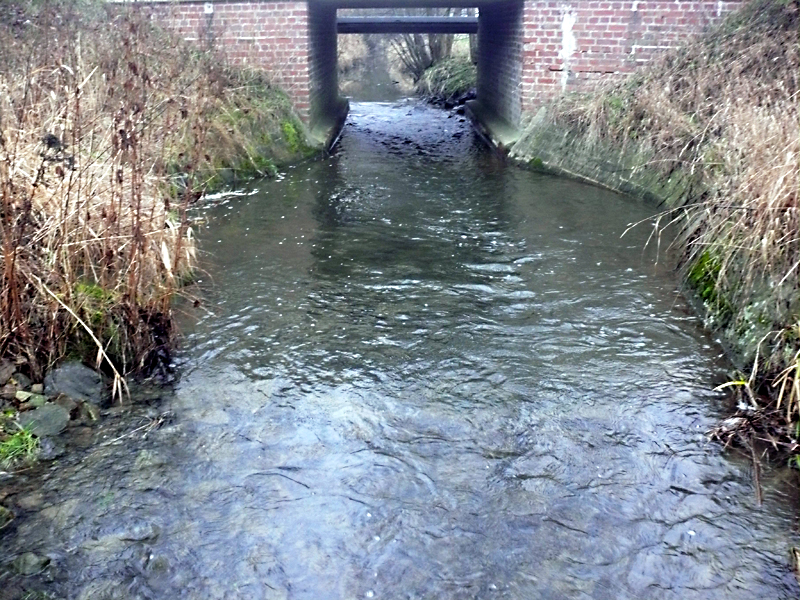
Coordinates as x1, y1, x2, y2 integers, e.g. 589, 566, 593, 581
145, 0, 743, 150
306, 0, 527, 149
330, 4, 519, 149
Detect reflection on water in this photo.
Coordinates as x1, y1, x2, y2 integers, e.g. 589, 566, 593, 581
1, 102, 798, 599
339, 36, 411, 102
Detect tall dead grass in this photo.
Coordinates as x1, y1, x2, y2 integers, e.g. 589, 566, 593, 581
0, 1, 307, 393
556, 0, 800, 428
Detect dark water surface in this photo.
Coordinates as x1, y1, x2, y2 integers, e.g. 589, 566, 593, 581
2, 102, 798, 599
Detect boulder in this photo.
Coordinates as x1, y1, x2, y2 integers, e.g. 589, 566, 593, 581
0, 360, 14, 386
16, 391, 47, 407
10, 372, 31, 390
44, 362, 103, 403
13, 552, 49, 575
18, 403, 70, 437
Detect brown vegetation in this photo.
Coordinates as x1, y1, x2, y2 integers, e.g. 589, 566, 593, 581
0, 1, 310, 395
553, 0, 799, 452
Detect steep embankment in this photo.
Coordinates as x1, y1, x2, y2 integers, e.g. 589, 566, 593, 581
513, 0, 799, 450
0, 0, 315, 444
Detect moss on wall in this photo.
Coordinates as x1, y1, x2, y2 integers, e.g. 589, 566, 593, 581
510, 107, 701, 209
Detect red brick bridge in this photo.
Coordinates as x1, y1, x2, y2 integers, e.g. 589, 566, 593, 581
142, 0, 743, 147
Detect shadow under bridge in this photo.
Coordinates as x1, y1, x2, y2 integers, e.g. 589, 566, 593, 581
309, 0, 525, 149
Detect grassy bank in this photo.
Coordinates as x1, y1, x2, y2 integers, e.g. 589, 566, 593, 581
417, 55, 477, 105
518, 0, 799, 453
0, 1, 314, 403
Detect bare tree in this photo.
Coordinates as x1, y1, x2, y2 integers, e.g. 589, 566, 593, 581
389, 8, 455, 82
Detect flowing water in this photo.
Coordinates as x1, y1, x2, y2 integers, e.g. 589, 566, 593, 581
1, 101, 798, 599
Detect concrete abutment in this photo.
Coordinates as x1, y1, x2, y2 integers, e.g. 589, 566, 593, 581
308, 3, 350, 146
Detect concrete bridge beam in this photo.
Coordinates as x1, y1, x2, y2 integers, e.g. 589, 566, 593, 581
337, 16, 479, 34
471, 0, 523, 147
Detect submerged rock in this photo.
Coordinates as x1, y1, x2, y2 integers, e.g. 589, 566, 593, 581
0, 505, 13, 529
18, 403, 70, 437
118, 521, 161, 542
134, 449, 167, 470
79, 401, 102, 423
44, 361, 103, 403
82, 521, 161, 552
14, 492, 44, 511
77, 580, 136, 600
69, 426, 95, 448
54, 393, 79, 416
37, 436, 67, 460
12, 551, 50, 575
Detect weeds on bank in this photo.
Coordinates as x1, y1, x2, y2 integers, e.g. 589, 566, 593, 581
0, 1, 308, 393
554, 0, 800, 452
0, 423, 39, 468
0, 1, 200, 394
417, 56, 476, 102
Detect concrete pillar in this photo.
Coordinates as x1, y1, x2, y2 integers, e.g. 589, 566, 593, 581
307, 2, 349, 145
470, 0, 524, 146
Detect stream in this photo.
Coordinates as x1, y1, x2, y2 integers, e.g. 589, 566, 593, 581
1, 101, 798, 599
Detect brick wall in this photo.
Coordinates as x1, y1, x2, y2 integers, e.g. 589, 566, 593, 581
144, 0, 747, 129
147, 1, 311, 120
520, 0, 745, 114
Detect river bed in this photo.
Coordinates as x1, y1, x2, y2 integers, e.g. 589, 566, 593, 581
1, 101, 798, 599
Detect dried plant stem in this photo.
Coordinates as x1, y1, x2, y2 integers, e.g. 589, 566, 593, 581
32, 274, 128, 402
0, 1, 310, 386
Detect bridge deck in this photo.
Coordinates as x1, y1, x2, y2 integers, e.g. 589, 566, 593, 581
337, 16, 478, 33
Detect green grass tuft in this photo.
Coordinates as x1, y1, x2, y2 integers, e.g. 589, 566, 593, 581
0, 424, 39, 468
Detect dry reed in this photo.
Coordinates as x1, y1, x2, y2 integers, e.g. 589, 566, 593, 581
0, 1, 308, 394
555, 0, 800, 436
